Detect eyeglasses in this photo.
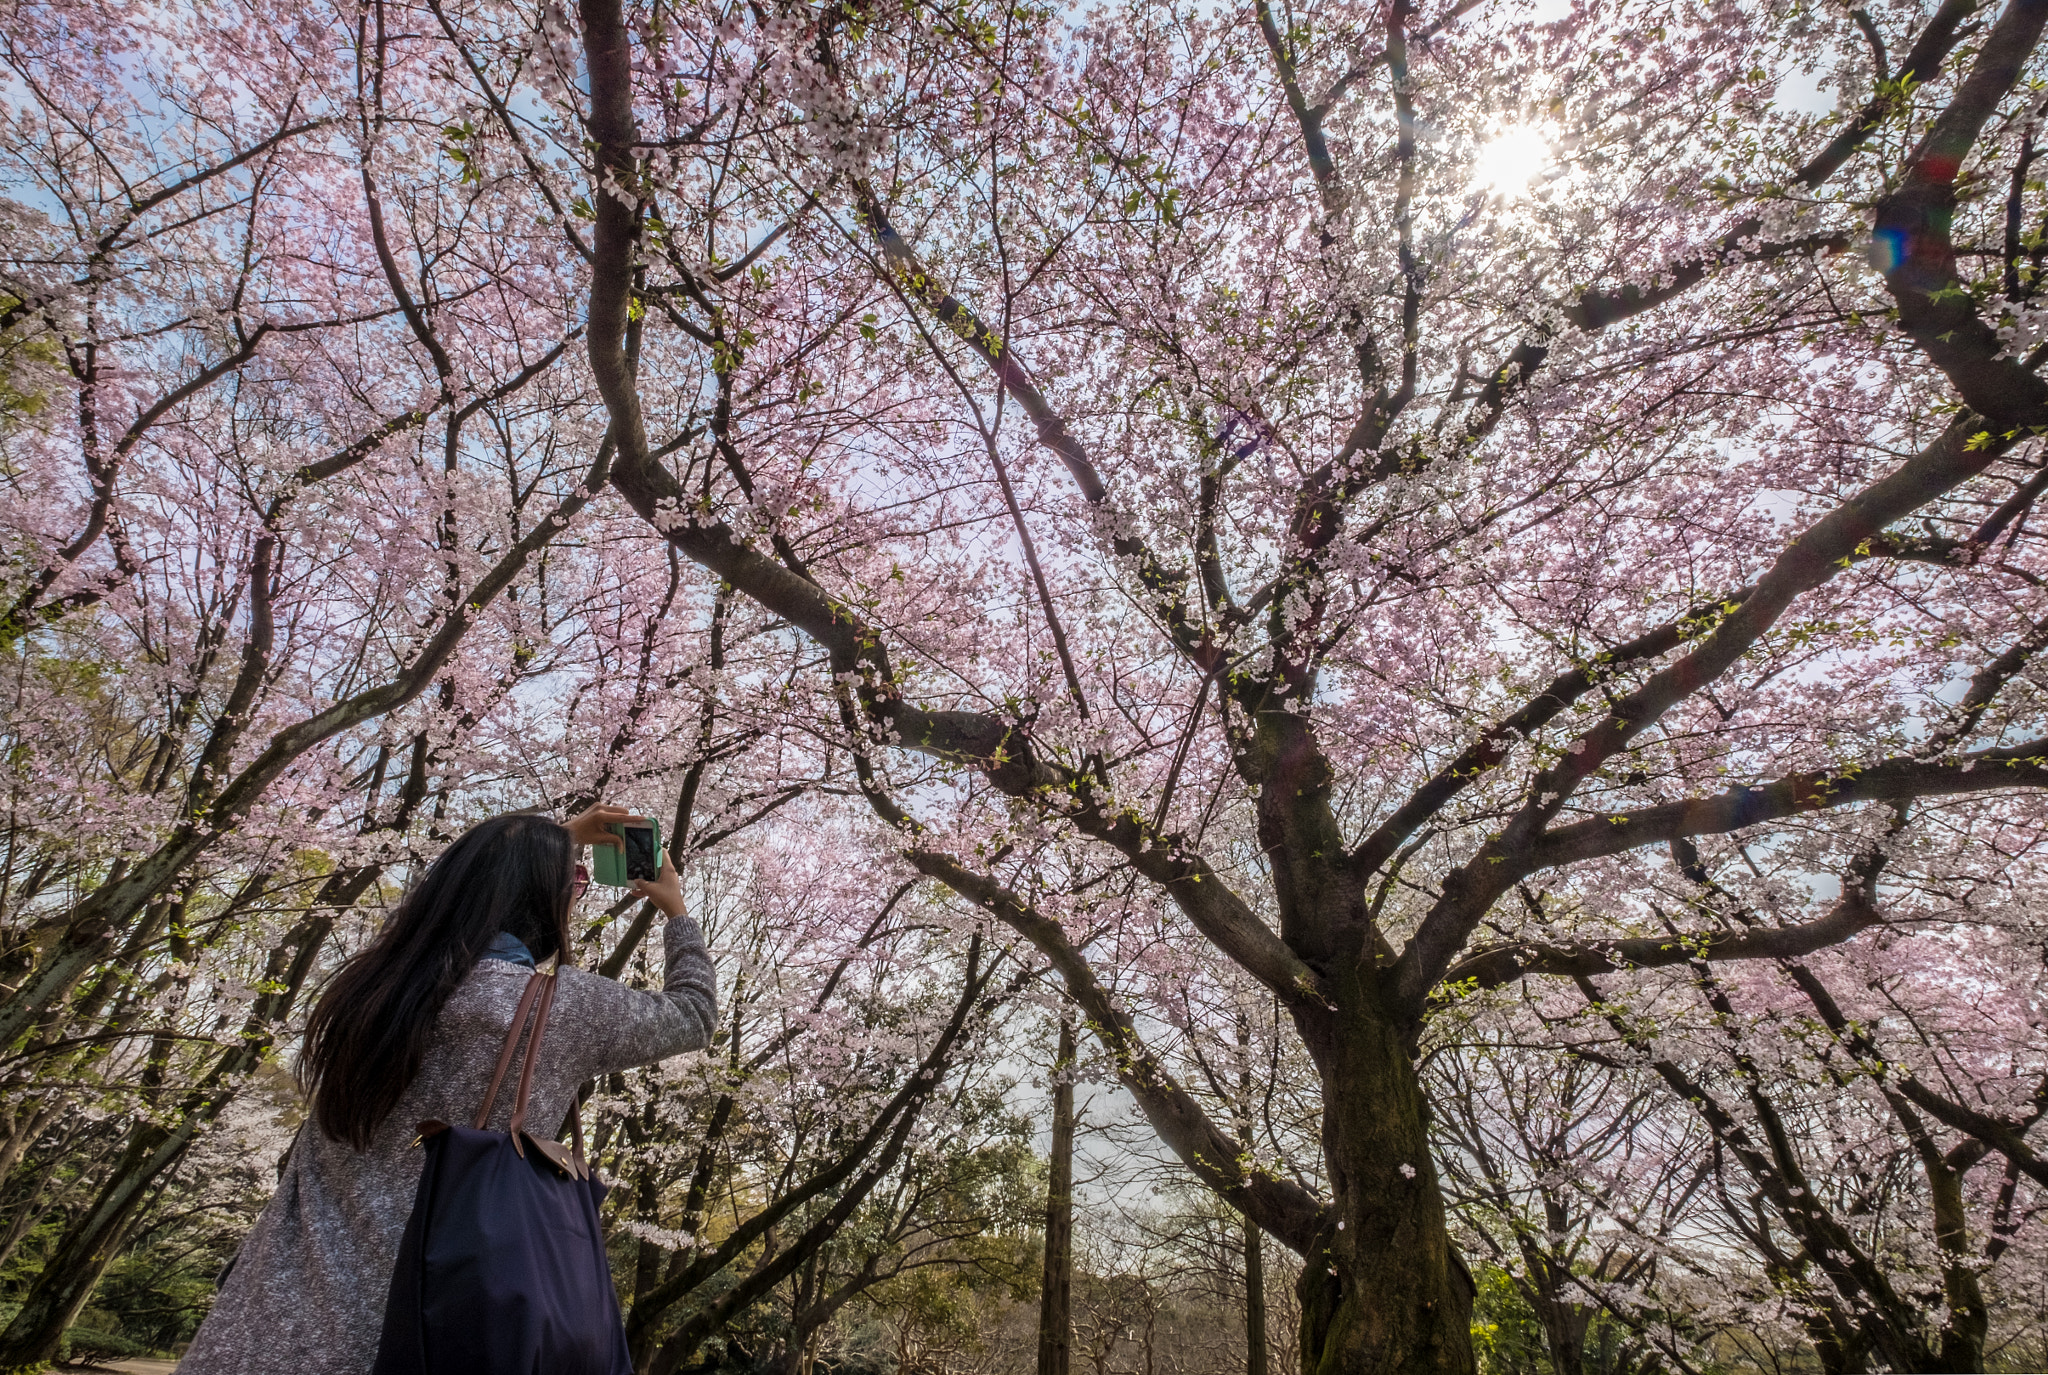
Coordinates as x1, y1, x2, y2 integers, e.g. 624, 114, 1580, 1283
572, 863, 590, 900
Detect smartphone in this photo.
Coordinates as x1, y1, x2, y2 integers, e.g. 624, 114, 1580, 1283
592, 817, 662, 886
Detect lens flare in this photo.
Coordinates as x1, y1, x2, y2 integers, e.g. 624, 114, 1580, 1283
1474, 124, 1552, 195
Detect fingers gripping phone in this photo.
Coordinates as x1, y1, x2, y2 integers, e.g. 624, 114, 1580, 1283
592, 817, 662, 886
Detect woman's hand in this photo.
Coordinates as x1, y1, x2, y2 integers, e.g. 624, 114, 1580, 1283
631, 854, 687, 919
563, 802, 637, 852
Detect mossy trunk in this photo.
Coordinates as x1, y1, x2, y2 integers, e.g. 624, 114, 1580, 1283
1296, 986, 1473, 1375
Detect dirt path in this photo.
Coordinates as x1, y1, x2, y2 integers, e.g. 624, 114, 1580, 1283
61, 1361, 179, 1374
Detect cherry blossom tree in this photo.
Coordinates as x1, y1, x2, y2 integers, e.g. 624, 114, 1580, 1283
0, 0, 615, 1358
558, 0, 2048, 1368
1430, 1025, 1716, 1375
0, 12, 1043, 1369
596, 834, 1034, 1375
8, 0, 2048, 1370
1561, 826, 2048, 1371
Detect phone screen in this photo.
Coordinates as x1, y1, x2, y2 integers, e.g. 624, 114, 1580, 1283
621, 824, 659, 882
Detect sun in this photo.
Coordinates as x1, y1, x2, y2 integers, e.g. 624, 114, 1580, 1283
1472, 124, 1553, 195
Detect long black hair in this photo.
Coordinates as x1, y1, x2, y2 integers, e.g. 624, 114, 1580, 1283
300, 813, 575, 1149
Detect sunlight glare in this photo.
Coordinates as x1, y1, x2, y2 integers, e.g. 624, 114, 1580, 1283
1473, 124, 1551, 196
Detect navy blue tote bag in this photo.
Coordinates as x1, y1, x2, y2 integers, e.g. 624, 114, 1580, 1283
372, 970, 633, 1375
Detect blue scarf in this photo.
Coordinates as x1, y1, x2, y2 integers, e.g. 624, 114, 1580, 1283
481, 931, 536, 968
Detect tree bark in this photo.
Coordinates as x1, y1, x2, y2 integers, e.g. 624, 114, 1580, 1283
1295, 980, 1473, 1375
1037, 1011, 1076, 1375
1247, 1209, 1268, 1375
1522, 1264, 1589, 1375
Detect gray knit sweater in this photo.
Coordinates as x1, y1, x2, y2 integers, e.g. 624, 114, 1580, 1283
181, 916, 716, 1374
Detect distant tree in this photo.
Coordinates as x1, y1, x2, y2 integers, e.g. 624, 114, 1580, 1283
1039, 1008, 1078, 1375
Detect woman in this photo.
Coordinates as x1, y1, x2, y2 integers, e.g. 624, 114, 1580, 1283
182, 804, 716, 1374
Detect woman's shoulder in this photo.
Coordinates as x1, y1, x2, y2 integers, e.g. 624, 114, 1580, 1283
451, 962, 688, 1060
435, 959, 537, 1033
456, 957, 539, 995
551, 962, 635, 1012
446, 960, 620, 1021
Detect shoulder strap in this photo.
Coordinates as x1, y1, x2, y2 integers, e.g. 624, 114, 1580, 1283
473, 967, 587, 1170
476, 971, 549, 1130
505, 971, 559, 1139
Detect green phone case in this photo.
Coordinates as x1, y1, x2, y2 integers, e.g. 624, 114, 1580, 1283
591, 818, 662, 886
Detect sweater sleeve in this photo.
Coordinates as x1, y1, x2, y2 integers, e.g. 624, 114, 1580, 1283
562, 915, 718, 1077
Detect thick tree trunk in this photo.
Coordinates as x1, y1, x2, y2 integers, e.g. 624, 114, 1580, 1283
1925, 1150, 1987, 1372
1037, 1012, 1076, 1375
1295, 994, 1472, 1375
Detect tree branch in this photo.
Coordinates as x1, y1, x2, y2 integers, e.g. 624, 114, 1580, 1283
1873, 0, 2048, 428
904, 849, 1329, 1253
1443, 885, 1882, 993
1529, 736, 2048, 871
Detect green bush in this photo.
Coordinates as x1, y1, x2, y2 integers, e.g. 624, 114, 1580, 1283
58, 1325, 150, 1367
1470, 1265, 1549, 1375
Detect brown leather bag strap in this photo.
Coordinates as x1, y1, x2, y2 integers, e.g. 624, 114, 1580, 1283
567, 1094, 587, 1164
475, 971, 548, 1129
505, 971, 559, 1139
